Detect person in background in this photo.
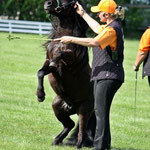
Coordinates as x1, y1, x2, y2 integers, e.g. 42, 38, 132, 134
133, 27, 150, 86
54, 0, 125, 149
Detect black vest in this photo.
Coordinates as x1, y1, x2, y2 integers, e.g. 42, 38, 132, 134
91, 19, 124, 82
142, 51, 150, 78
142, 27, 150, 79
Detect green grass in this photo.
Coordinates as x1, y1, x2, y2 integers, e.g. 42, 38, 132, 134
0, 32, 150, 150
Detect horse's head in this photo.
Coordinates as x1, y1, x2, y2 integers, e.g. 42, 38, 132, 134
44, 0, 77, 17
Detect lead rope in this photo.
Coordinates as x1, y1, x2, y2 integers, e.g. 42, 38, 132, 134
57, 0, 60, 7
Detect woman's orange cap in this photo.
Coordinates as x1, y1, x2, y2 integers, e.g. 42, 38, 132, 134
91, 0, 117, 13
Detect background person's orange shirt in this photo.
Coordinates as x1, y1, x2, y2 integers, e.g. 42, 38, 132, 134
94, 24, 117, 51
139, 28, 150, 52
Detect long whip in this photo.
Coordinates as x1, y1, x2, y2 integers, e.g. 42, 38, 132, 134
134, 71, 138, 126
7, 34, 53, 41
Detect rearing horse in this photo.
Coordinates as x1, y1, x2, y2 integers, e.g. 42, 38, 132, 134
36, 0, 96, 148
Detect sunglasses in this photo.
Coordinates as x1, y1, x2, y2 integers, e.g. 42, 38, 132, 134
97, 12, 102, 15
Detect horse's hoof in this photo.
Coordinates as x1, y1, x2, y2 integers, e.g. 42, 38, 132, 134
77, 145, 82, 149
49, 61, 57, 67
37, 96, 45, 102
49, 61, 57, 70
76, 142, 82, 149
52, 141, 62, 146
36, 89, 45, 102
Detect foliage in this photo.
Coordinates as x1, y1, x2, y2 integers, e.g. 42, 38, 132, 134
125, 7, 150, 30
0, 0, 126, 21
0, 0, 150, 29
0, 0, 48, 21
130, 0, 150, 4
0, 32, 150, 150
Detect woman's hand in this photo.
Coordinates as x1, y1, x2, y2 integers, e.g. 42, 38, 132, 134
74, 1, 85, 17
133, 64, 139, 71
54, 36, 72, 44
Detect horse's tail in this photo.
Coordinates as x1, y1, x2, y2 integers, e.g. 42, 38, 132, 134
65, 112, 96, 147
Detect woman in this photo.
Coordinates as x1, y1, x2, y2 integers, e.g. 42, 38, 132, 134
133, 27, 150, 86
55, 0, 125, 149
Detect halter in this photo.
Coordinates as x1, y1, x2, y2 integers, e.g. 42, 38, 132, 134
55, 0, 77, 13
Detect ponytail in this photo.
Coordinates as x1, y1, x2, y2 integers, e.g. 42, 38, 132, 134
110, 6, 125, 20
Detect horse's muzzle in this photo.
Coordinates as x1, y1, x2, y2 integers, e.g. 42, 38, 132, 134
44, 0, 52, 11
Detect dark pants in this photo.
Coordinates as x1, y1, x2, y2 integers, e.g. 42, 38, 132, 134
93, 79, 122, 150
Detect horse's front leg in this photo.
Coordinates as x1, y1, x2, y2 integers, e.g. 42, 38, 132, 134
49, 49, 75, 67
36, 59, 56, 102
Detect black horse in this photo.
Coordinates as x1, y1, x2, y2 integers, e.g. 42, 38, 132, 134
36, 0, 96, 148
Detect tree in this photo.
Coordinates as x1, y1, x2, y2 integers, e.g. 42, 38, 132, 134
0, 0, 48, 21
0, 0, 127, 21
0, 0, 150, 30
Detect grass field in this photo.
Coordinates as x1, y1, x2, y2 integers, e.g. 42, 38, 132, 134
0, 32, 150, 150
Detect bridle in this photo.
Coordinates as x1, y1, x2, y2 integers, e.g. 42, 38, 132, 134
55, 0, 77, 13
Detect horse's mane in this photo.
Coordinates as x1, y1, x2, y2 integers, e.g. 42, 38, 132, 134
47, 10, 88, 40
45, 1, 89, 69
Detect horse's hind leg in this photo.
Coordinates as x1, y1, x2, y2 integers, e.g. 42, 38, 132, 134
66, 112, 96, 148
52, 96, 75, 145
36, 59, 56, 102
76, 102, 93, 148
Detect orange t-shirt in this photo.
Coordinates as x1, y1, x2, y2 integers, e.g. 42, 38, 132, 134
94, 24, 117, 51
139, 28, 150, 52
